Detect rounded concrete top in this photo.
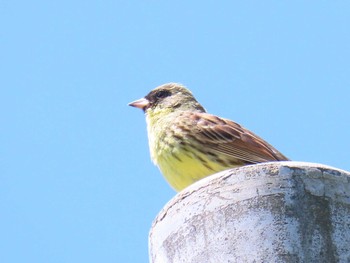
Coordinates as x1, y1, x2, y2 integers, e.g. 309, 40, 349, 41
149, 162, 350, 263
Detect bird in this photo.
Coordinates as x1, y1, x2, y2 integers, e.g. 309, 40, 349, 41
129, 83, 289, 192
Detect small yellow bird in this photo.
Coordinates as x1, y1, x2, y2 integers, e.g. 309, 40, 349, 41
129, 83, 289, 191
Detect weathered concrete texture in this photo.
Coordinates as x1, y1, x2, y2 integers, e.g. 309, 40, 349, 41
149, 162, 350, 263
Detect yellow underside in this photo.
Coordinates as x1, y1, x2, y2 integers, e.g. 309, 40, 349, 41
156, 147, 236, 192
146, 108, 239, 192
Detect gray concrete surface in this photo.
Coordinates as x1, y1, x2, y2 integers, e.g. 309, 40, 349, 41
149, 162, 350, 263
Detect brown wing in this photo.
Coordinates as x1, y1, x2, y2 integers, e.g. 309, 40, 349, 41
179, 112, 289, 164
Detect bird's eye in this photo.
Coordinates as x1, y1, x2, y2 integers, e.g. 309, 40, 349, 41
155, 90, 171, 99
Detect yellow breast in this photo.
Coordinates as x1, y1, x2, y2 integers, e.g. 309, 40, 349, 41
146, 109, 235, 191
157, 146, 235, 191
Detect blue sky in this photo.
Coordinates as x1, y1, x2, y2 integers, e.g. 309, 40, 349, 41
1, 1, 350, 262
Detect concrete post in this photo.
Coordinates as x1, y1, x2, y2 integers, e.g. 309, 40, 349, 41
149, 162, 350, 263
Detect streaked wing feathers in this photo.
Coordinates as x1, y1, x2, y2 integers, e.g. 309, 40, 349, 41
182, 112, 289, 164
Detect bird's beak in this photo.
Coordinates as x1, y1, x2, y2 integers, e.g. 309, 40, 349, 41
128, 97, 150, 111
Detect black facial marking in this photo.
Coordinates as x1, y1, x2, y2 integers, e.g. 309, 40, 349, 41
155, 89, 171, 99
144, 89, 173, 108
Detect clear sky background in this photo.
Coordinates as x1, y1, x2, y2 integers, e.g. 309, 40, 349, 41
1, 1, 350, 262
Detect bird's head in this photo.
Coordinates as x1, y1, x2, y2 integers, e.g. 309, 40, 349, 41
129, 83, 205, 114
